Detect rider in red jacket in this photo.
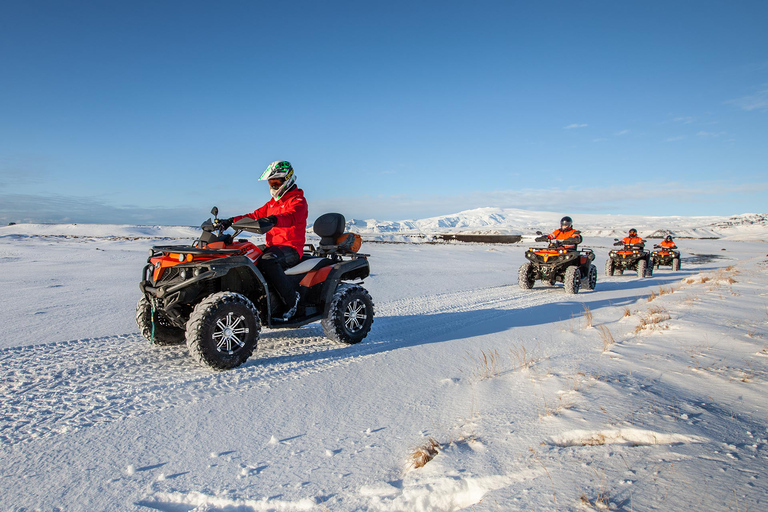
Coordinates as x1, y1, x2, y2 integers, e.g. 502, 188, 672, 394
223, 161, 309, 320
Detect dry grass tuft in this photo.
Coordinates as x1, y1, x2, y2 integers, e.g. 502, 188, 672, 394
646, 290, 657, 302
597, 325, 615, 352
467, 349, 500, 380
622, 307, 632, 318
408, 438, 440, 470
509, 344, 532, 371
583, 305, 593, 328
634, 306, 671, 334
659, 286, 675, 296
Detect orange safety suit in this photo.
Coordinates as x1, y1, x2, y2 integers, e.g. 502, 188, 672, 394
660, 240, 676, 248
548, 227, 582, 248
621, 236, 645, 246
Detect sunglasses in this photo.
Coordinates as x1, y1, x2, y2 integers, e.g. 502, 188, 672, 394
268, 179, 284, 189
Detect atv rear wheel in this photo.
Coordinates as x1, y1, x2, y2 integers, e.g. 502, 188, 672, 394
604, 259, 614, 277
564, 266, 581, 294
672, 258, 681, 271
136, 296, 185, 346
583, 264, 597, 291
185, 292, 260, 370
637, 259, 648, 278
322, 284, 374, 345
518, 262, 535, 290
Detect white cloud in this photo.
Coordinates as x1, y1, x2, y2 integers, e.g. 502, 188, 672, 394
563, 123, 588, 130
615, 129, 630, 136
727, 86, 768, 111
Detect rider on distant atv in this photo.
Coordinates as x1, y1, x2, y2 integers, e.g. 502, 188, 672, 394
659, 235, 677, 249
219, 160, 308, 319
545, 216, 583, 249
618, 229, 644, 248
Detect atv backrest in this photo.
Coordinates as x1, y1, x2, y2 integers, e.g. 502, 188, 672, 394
314, 213, 346, 246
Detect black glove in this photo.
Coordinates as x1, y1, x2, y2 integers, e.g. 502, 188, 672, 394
613, 241, 623, 246
535, 235, 549, 242
215, 217, 234, 230
257, 216, 277, 231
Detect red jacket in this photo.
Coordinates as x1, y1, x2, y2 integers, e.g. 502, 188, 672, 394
234, 187, 308, 257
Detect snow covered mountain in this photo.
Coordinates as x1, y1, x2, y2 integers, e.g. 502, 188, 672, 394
2, 208, 766, 241
345, 208, 768, 241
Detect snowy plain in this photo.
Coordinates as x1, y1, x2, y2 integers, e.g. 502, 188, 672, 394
1, 214, 767, 512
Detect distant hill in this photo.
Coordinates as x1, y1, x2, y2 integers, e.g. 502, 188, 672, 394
2, 209, 766, 241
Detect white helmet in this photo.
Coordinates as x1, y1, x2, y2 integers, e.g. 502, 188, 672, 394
260, 160, 296, 200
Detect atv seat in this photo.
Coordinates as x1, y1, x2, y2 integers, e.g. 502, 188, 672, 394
314, 213, 346, 245
285, 256, 332, 276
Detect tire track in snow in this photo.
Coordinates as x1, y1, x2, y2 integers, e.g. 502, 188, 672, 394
0, 284, 562, 446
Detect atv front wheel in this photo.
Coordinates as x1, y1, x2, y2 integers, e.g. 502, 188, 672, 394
564, 266, 581, 294
136, 296, 185, 346
672, 258, 681, 271
583, 264, 597, 291
518, 262, 536, 290
637, 259, 648, 278
322, 284, 374, 345
185, 292, 260, 370
604, 259, 614, 277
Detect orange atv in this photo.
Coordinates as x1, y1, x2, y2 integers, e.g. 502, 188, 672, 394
651, 244, 681, 271
137, 207, 373, 370
518, 232, 597, 294
605, 240, 652, 277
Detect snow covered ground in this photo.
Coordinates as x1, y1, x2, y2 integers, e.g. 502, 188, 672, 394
1, 222, 767, 511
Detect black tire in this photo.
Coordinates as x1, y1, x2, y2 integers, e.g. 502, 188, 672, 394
322, 284, 374, 344
185, 292, 260, 370
616, 268, 624, 275
672, 258, 681, 271
583, 264, 597, 291
136, 296, 185, 346
604, 259, 614, 277
518, 262, 535, 290
637, 259, 647, 278
564, 266, 581, 294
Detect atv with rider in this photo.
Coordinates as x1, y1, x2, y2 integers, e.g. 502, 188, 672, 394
606, 239, 653, 277
518, 231, 597, 294
651, 238, 681, 271
136, 207, 374, 370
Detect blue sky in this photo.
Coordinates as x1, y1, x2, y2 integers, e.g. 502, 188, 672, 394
1, 0, 766, 225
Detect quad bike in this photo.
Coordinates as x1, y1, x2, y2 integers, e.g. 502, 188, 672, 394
137, 207, 374, 370
651, 245, 681, 271
605, 240, 652, 278
518, 232, 597, 294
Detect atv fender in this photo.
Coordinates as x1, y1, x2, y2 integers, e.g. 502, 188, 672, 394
321, 258, 371, 316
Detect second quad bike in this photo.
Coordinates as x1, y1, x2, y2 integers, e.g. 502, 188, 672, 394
518, 232, 597, 294
651, 245, 681, 271
606, 240, 653, 278
136, 207, 374, 370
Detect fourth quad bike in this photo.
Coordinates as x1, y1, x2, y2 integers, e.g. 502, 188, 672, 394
137, 207, 374, 370
651, 245, 681, 271
605, 240, 653, 278
518, 233, 597, 294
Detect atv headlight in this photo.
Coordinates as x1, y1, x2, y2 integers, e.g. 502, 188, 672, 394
180, 269, 188, 280
178, 253, 185, 262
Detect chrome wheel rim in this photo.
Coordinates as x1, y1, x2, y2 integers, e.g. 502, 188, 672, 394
213, 312, 249, 354
343, 299, 367, 333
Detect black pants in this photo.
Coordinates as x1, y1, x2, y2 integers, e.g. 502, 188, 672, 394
257, 245, 300, 307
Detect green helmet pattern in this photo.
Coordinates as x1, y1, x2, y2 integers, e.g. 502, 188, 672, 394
260, 160, 294, 181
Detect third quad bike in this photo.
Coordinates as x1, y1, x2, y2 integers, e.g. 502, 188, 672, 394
605, 240, 653, 278
518, 232, 597, 294
136, 207, 374, 370
651, 244, 681, 271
